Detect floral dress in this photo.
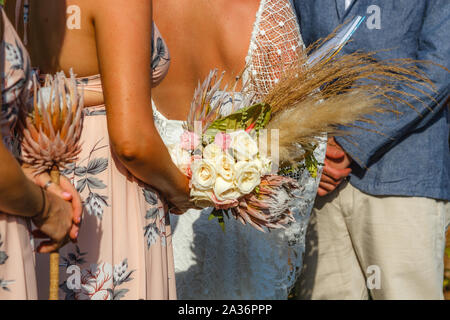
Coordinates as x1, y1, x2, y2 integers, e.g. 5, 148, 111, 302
0, 9, 37, 299
34, 24, 175, 300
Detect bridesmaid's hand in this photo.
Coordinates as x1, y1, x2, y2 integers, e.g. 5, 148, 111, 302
32, 190, 75, 253
22, 166, 82, 242
166, 179, 196, 215
167, 196, 194, 215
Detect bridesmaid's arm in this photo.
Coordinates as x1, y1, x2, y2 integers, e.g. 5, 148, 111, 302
0, 122, 79, 242
0, 134, 80, 251
0, 9, 42, 218
0, 9, 80, 251
92, 0, 190, 210
0, 131, 46, 218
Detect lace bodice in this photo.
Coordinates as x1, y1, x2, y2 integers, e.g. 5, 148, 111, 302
244, 0, 305, 98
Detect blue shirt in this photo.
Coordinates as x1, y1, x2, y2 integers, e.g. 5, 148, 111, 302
293, 0, 450, 201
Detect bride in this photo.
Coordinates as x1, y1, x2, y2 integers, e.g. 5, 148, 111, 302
153, 0, 326, 299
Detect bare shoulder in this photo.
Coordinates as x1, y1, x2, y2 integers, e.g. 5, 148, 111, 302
88, 0, 151, 22
12, 0, 98, 75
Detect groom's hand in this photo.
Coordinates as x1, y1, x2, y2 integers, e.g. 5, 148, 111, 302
317, 137, 352, 197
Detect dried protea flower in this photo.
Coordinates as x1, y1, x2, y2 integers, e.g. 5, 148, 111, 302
21, 70, 84, 175
229, 175, 299, 232
185, 69, 257, 133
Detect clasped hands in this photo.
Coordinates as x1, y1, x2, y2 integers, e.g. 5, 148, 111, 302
22, 166, 82, 253
317, 137, 352, 197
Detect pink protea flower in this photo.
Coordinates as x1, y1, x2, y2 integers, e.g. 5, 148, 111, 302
229, 175, 299, 232
180, 130, 200, 150
209, 191, 239, 210
214, 132, 231, 151
21, 70, 84, 175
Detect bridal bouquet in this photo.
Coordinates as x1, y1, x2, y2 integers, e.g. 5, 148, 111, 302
182, 130, 274, 208
167, 77, 299, 231
168, 17, 434, 232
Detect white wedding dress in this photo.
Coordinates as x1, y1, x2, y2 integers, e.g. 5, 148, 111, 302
153, 0, 326, 299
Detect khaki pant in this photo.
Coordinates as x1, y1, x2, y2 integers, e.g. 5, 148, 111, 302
298, 182, 450, 300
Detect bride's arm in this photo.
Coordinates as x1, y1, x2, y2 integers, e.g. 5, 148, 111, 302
92, 0, 190, 209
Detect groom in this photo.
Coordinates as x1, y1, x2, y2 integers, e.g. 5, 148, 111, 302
293, 0, 450, 299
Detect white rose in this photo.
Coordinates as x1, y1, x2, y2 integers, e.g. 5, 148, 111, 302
215, 153, 236, 181
203, 143, 224, 162
213, 176, 242, 201
236, 159, 260, 174
254, 156, 273, 176
190, 188, 215, 208
235, 161, 261, 195
230, 131, 258, 161
191, 159, 217, 191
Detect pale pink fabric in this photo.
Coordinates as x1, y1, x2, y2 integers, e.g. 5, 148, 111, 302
35, 26, 175, 300
0, 9, 38, 300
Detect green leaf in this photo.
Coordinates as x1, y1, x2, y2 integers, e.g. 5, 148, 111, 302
306, 160, 318, 178
218, 219, 225, 232
204, 103, 271, 139
208, 209, 226, 233
278, 143, 322, 178
304, 145, 320, 178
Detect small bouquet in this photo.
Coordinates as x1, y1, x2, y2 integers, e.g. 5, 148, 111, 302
20, 69, 84, 300
21, 70, 84, 175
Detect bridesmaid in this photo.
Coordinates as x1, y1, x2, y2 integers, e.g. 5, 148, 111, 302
6, 0, 191, 299
0, 4, 81, 299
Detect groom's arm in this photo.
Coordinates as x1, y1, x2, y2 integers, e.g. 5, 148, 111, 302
335, 1, 450, 168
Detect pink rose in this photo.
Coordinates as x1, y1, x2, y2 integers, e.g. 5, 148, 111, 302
191, 154, 202, 165
180, 131, 200, 150
214, 132, 231, 151
183, 154, 203, 178
209, 191, 239, 210
179, 162, 192, 178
